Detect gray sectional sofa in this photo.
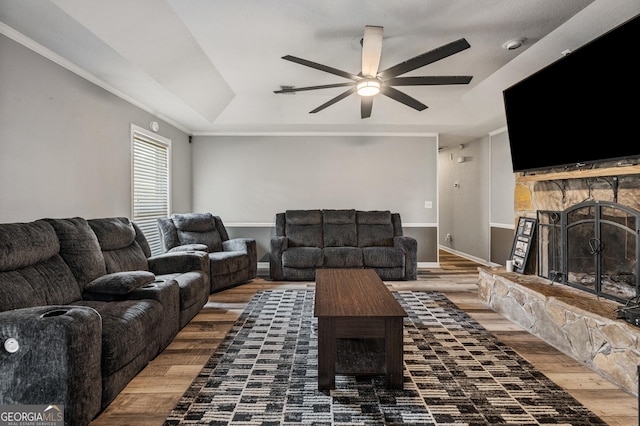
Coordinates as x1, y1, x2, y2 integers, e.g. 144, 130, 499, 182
0, 217, 209, 426
270, 209, 417, 281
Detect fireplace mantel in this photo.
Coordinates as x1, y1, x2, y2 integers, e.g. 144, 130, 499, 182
478, 267, 640, 396
517, 164, 640, 183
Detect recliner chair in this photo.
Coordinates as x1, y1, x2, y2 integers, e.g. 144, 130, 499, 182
157, 212, 257, 292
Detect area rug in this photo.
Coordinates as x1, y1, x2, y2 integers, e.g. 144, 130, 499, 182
165, 290, 605, 425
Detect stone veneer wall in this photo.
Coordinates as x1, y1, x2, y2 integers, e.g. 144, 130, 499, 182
514, 166, 640, 224
478, 267, 640, 396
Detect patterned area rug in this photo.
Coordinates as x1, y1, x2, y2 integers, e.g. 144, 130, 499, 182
165, 290, 605, 425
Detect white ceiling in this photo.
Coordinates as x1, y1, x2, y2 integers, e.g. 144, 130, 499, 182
1, 0, 638, 145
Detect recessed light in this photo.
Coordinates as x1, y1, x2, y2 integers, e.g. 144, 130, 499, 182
502, 38, 526, 50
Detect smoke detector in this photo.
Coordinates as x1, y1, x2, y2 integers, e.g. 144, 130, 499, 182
502, 38, 526, 50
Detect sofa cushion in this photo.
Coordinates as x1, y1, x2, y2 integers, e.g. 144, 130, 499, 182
44, 217, 107, 287
0, 221, 82, 310
323, 247, 363, 268
172, 213, 223, 252
208, 251, 250, 276
0, 256, 82, 311
282, 247, 323, 268
157, 271, 207, 311
362, 246, 405, 268
323, 209, 357, 247
77, 299, 163, 376
89, 218, 136, 251
285, 210, 323, 248
85, 271, 156, 295
357, 210, 394, 247
89, 218, 149, 273
0, 221, 59, 271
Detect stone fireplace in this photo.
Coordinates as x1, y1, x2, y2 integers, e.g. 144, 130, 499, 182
515, 165, 640, 304
538, 200, 639, 304
478, 163, 640, 396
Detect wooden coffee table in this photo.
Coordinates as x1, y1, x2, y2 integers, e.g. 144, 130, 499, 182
313, 268, 407, 390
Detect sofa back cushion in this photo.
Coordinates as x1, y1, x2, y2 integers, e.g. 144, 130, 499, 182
157, 217, 179, 251
132, 222, 153, 258
0, 221, 81, 311
44, 217, 107, 288
172, 213, 223, 252
285, 210, 323, 248
88, 218, 149, 273
323, 209, 357, 247
357, 210, 394, 247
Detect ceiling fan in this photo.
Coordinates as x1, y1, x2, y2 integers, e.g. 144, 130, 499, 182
274, 25, 473, 119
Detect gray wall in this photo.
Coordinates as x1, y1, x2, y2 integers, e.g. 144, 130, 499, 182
490, 129, 516, 265
191, 135, 439, 264
438, 130, 515, 266
438, 137, 491, 262
0, 34, 193, 223
1, 31, 516, 269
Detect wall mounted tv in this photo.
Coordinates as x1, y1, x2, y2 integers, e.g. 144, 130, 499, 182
503, 14, 640, 173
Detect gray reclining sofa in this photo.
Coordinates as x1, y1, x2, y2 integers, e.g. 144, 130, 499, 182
0, 217, 209, 426
157, 212, 257, 292
270, 209, 417, 281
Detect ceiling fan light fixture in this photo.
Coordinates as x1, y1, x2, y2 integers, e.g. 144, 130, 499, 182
356, 77, 381, 96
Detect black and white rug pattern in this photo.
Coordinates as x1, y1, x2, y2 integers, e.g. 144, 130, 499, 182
165, 290, 605, 425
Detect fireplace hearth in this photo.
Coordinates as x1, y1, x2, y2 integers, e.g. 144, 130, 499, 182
538, 200, 640, 304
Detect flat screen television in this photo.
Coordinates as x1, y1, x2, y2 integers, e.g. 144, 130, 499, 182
503, 14, 640, 173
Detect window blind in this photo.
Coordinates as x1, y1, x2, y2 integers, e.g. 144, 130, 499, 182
132, 132, 170, 256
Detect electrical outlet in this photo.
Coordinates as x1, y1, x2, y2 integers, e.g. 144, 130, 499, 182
424, 201, 432, 209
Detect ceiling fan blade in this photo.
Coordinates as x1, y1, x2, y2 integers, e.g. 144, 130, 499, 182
282, 55, 359, 81
378, 38, 471, 79
380, 86, 427, 111
274, 82, 354, 93
309, 87, 357, 113
386, 76, 473, 86
362, 25, 383, 77
361, 96, 374, 119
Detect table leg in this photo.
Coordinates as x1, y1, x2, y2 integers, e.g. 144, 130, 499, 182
317, 317, 336, 390
385, 317, 404, 389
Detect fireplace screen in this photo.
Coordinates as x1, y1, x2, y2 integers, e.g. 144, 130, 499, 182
538, 201, 640, 304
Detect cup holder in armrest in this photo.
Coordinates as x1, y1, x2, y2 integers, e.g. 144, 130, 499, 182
143, 280, 164, 288
41, 308, 70, 318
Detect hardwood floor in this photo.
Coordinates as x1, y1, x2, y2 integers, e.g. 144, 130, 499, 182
91, 253, 638, 425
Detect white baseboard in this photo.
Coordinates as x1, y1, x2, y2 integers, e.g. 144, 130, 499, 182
258, 261, 440, 273
418, 262, 439, 268
438, 246, 495, 267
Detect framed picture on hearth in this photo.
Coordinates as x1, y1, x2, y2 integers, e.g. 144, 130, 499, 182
510, 217, 537, 273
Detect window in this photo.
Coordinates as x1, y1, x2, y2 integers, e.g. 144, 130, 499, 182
131, 125, 170, 255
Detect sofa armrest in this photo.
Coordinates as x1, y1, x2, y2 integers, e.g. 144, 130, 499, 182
269, 236, 288, 280
394, 236, 418, 280
0, 305, 102, 425
168, 243, 209, 253
84, 276, 181, 350
84, 271, 155, 296
148, 251, 210, 276
126, 278, 180, 349
222, 238, 251, 253
223, 238, 258, 278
